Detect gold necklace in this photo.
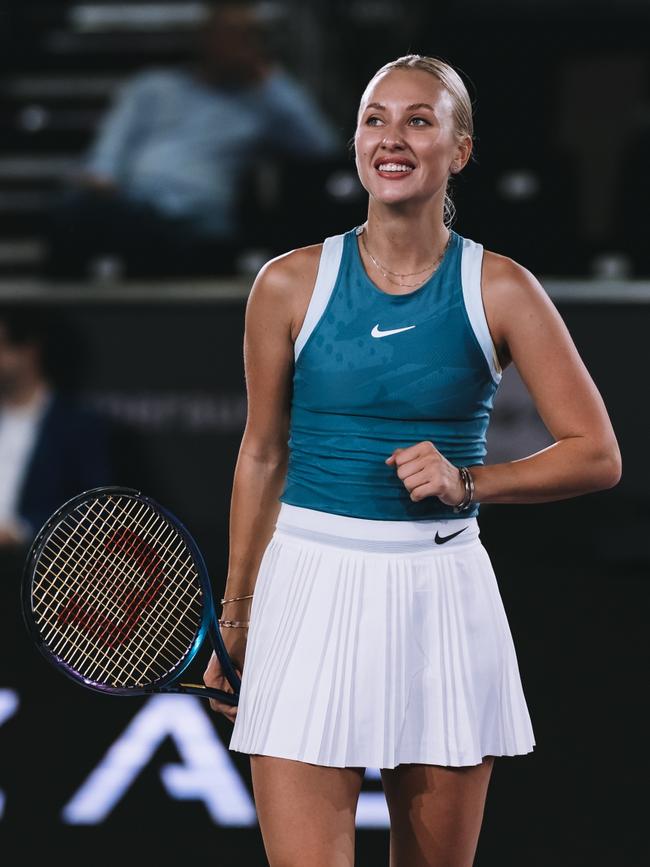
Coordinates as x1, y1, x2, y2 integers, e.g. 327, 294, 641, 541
359, 225, 451, 288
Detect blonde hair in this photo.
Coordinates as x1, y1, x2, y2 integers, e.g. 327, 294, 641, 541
353, 54, 476, 229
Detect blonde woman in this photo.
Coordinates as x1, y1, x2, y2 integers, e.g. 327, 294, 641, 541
204, 54, 621, 867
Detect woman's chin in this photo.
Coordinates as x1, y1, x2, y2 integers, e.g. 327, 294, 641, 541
370, 191, 422, 208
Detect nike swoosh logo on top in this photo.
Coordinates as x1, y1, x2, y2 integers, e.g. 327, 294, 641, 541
371, 324, 417, 338
434, 527, 467, 545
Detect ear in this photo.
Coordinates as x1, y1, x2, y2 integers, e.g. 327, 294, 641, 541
452, 133, 473, 173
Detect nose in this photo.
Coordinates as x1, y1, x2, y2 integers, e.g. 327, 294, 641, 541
379, 125, 406, 151
380, 132, 405, 149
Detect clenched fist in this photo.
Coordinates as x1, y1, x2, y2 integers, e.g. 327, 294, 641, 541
385, 440, 466, 506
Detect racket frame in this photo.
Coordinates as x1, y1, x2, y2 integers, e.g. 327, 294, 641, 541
22, 486, 241, 706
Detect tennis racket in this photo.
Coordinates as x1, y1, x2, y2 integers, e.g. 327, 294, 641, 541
21, 486, 241, 706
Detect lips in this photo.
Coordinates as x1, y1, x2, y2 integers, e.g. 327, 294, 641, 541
374, 157, 416, 178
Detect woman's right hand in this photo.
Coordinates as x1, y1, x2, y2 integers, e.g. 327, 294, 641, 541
203, 628, 247, 723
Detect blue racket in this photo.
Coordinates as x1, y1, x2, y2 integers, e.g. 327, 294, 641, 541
21, 486, 241, 705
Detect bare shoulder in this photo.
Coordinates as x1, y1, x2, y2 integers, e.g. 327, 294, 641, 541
254, 243, 323, 291
480, 248, 620, 474
481, 248, 559, 370
247, 243, 324, 343
482, 248, 548, 293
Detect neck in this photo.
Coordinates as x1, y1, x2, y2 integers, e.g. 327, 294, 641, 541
2, 377, 48, 410
195, 62, 230, 88
363, 201, 450, 272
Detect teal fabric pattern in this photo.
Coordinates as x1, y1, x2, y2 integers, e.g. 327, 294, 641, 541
279, 227, 500, 520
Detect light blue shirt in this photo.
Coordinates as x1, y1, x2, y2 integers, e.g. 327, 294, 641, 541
83, 67, 342, 237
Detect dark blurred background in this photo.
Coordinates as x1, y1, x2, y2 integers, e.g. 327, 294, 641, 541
0, 1, 648, 866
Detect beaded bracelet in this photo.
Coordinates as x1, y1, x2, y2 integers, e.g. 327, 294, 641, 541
218, 619, 250, 628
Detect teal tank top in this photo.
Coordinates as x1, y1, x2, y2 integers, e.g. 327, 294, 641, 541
278, 225, 503, 520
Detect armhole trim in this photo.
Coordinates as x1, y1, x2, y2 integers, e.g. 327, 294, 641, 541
294, 233, 346, 363
460, 237, 503, 386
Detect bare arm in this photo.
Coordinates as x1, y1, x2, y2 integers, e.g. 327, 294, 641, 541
387, 255, 621, 506
204, 247, 320, 717
218, 253, 298, 624
470, 254, 622, 503
80, 73, 152, 184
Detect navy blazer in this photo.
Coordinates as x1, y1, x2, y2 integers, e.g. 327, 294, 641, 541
15, 393, 113, 539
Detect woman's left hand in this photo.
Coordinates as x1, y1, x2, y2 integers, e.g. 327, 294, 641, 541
385, 441, 465, 506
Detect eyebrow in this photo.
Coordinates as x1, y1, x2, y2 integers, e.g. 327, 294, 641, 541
365, 102, 436, 113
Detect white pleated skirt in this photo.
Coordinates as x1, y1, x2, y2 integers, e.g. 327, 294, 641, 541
228, 502, 536, 769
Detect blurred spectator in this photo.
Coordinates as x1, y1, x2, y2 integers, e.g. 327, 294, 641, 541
0, 308, 112, 549
44, 1, 341, 280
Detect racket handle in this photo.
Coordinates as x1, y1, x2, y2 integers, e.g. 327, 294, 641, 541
150, 683, 239, 705
208, 618, 242, 694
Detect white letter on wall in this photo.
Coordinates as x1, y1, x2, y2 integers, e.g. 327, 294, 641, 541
62, 695, 256, 825
0, 690, 20, 820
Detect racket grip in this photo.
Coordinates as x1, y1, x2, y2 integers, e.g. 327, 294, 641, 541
208, 618, 242, 695
150, 683, 239, 705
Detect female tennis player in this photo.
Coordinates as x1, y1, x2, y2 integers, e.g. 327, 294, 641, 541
203, 54, 621, 867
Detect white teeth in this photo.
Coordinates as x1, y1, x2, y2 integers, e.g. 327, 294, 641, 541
377, 163, 413, 172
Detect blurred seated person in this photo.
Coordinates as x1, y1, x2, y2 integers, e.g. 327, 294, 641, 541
44, 1, 341, 280
0, 308, 112, 552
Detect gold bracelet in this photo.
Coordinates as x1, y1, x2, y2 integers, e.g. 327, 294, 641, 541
220, 593, 254, 604
218, 619, 250, 628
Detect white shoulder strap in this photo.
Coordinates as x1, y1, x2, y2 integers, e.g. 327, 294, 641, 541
460, 236, 502, 385
294, 233, 346, 362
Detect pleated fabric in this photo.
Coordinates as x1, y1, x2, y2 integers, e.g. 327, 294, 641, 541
228, 504, 535, 769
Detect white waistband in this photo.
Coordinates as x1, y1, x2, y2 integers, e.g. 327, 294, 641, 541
275, 502, 479, 552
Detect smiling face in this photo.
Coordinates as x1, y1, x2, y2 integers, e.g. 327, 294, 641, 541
354, 68, 470, 209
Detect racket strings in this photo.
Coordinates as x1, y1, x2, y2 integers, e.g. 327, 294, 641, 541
31, 494, 204, 688
42, 499, 197, 673
37, 498, 180, 662
48, 499, 201, 684
53, 519, 195, 685
83, 521, 201, 685
38, 498, 158, 640
36, 498, 200, 686
36, 499, 192, 683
